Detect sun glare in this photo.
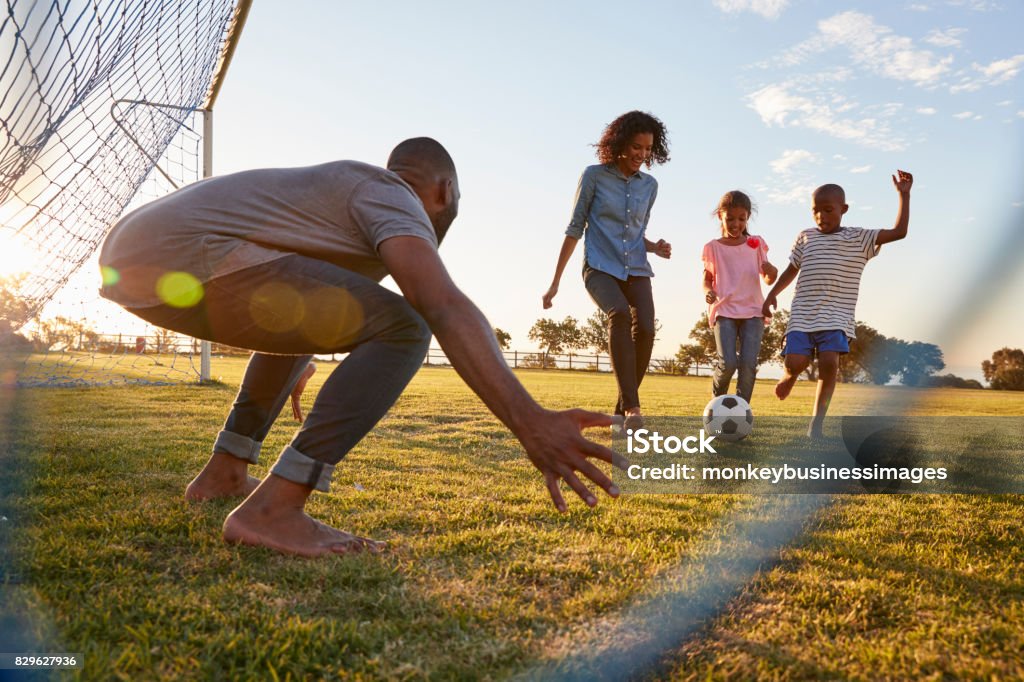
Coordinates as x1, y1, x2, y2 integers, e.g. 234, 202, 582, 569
0, 228, 43, 278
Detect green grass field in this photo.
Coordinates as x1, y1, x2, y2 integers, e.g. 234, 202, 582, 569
1, 360, 1023, 680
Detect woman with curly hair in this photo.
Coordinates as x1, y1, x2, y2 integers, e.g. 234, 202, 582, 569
541, 110, 672, 431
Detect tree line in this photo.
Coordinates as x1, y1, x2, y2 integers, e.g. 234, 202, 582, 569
3, 274, 1022, 389
505, 305, 1023, 390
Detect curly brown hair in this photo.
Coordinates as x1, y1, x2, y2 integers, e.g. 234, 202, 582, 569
594, 111, 671, 168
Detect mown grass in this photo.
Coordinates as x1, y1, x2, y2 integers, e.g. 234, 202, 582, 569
1, 360, 1022, 680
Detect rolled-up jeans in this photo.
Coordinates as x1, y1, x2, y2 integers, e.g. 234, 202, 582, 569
712, 316, 764, 403
583, 266, 655, 413
117, 254, 431, 492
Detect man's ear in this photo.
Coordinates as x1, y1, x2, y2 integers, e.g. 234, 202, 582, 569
436, 178, 452, 206
842, 203, 849, 214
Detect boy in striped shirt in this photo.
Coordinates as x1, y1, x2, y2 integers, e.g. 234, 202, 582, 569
762, 171, 913, 438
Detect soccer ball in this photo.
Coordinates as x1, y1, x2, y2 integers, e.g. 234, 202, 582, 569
703, 394, 754, 442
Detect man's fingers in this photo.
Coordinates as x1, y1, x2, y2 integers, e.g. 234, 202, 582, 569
573, 457, 619, 497
570, 409, 617, 429
556, 467, 598, 507
545, 472, 567, 512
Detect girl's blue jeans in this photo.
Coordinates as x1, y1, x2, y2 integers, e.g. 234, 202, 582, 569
712, 316, 764, 403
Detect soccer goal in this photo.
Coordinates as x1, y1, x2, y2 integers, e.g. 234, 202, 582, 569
1, 0, 252, 386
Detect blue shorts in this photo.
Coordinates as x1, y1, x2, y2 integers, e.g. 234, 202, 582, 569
783, 330, 849, 357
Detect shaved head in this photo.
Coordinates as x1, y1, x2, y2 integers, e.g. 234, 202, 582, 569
386, 137, 459, 242
387, 137, 456, 179
813, 183, 846, 203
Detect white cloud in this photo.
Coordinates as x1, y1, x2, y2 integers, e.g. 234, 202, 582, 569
924, 28, 966, 48
953, 111, 974, 119
713, 0, 789, 19
816, 12, 953, 84
908, 3, 931, 10
917, 106, 937, 114
950, 54, 1024, 93
850, 165, 872, 173
947, 0, 999, 10
770, 149, 817, 175
748, 83, 906, 151
756, 181, 816, 205
978, 54, 1024, 83
833, 154, 848, 160
1013, 202, 1023, 208
1018, 110, 1024, 118
996, 100, 1012, 106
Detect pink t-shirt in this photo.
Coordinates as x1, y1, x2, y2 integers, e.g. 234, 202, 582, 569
702, 236, 770, 327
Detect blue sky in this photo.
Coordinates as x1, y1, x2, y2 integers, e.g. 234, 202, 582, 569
207, 0, 1023, 379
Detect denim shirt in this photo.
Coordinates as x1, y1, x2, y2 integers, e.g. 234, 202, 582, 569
565, 163, 658, 281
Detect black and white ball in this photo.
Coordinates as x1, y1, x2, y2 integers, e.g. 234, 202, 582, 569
702, 394, 754, 442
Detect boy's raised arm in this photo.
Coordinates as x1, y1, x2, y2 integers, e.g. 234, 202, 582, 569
877, 169, 913, 246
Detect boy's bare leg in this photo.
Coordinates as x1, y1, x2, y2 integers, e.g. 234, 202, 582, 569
223, 475, 385, 557
185, 451, 261, 501
808, 351, 840, 438
775, 354, 811, 400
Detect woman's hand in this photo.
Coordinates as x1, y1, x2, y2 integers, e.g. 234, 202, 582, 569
542, 284, 558, 309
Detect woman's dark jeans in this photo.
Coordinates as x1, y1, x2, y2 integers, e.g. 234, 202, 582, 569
583, 266, 655, 413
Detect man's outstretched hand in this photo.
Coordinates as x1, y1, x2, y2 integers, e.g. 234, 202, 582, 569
516, 408, 628, 512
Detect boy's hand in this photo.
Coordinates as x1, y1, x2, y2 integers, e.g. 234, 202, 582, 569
762, 293, 777, 319
705, 289, 717, 304
761, 262, 778, 284
892, 169, 913, 195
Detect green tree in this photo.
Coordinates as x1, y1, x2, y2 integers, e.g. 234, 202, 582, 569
528, 316, 584, 354
493, 327, 511, 350
31, 316, 97, 351
758, 309, 789, 368
982, 348, 1024, 390
894, 340, 944, 387
843, 323, 898, 384
581, 310, 609, 354
0, 273, 32, 338
674, 343, 710, 375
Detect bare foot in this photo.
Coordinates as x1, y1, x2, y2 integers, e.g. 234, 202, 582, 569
775, 374, 797, 400
623, 408, 644, 431
223, 506, 384, 558
185, 452, 260, 502
807, 418, 825, 440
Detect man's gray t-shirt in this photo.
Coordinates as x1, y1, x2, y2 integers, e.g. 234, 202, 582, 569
99, 161, 438, 308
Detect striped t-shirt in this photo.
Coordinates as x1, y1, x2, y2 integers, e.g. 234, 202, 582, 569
787, 226, 881, 338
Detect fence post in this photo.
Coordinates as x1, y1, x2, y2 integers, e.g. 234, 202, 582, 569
514, 350, 518, 369
568, 353, 572, 370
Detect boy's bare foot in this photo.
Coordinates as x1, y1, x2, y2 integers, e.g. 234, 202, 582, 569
185, 452, 260, 501
223, 505, 384, 558
775, 374, 797, 400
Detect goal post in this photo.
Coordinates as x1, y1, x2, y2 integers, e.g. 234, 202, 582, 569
1, 0, 252, 386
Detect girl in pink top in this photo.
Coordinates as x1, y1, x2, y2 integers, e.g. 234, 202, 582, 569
701, 191, 778, 403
